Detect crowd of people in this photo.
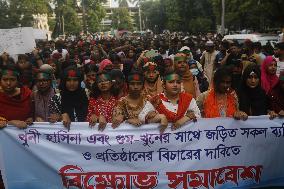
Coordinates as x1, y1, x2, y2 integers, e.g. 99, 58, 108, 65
0, 32, 284, 187
0, 33, 284, 129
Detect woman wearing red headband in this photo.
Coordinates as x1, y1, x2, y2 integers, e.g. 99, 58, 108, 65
0, 64, 33, 129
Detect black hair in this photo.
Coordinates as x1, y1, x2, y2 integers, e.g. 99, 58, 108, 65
17, 54, 29, 61
47, 59, 62, 80
109, 53, 121, 63
253, 42, 262, 50
275, 42, 284, 50
90, 71, 117, 99
0, 64, 20, 80
60, 65, 83, 90
221, 40, 230, 49
161, 69, 182, 83
84, 63, 98, 75
127, 68, 144, 85
230, 40, 240, 48
109, 69, 125, 81
0, 56, 15, 69
55, 40, 64, 50
213, 66, 232, 90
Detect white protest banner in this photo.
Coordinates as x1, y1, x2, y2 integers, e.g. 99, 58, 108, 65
0, 27, 36, 55
32, 28, 48, 40
0, 116, 284, 189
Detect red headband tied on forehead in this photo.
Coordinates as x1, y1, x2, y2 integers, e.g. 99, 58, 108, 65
133, 74, 140, 81
1, 69, 19, 77
127, 73, 143, 82
67, 70, 77, 78
143, 62, 157, 72
148, 64, 156, 71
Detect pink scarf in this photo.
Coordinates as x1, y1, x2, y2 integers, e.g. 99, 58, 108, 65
261, 56, 279, 94
99, 59, 113, 71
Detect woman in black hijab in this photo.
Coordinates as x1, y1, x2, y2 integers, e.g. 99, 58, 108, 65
237, 64, 268, 116
49, 66, 88, 129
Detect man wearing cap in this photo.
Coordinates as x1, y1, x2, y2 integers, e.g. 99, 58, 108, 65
179, 46, 193, 59
200, 40, 218, 83
142, 62, 163, 97
33, 70, 55, 122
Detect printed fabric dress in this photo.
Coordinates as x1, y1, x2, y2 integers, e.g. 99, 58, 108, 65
86, 96, 118, 123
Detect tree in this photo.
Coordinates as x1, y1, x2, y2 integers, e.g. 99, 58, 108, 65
20, 0, 52, 14
0, 1, 13, 28
211, 0, 284, 32
73, 0, 106, 33
62, 5, 82, 34
84, 0, 106, 33
162, 0, 182, 31
86, 9, 100, 33
189, 17, 213, 33
118, 0, 129, 7
52, 0, 107, 36
114, 0, 130, 7
140, 0, 215, 33
0, 0, 51, 29
140, 0, 166, 32
111, 7, 133, 30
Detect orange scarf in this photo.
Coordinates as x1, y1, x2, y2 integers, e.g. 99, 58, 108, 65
155, 92, 192, 122
203, 89, 237, 118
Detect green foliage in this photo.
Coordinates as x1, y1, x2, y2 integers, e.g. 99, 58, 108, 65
140, 0, 165, 31
163, 0, 182, 31
189, 17, 213, 33
62, 5, 82, 34
111, 7, 133, 31
114, 0, 143, 7
141, 0, 214, 33
20, 0, 51, 14
48, 18, 56, 32
211, 0, 284, 31
141, 0, 284, 33
52, 0, 106, 35
117, 0, 129, 7
1, 0, 283, 34
0, 0, 51, 29
0, 1, 13, 28
86, 2, 106, 32
86, 10, 99, 33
